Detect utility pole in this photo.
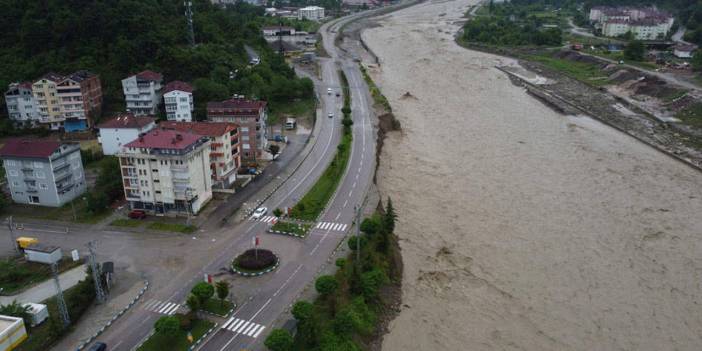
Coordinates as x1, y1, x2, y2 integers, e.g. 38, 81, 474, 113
185, 188, 192, 226
185, 1, 195, 47
86, 241, 106, 304
6, 216, 19, 254
51, 262, 71, 328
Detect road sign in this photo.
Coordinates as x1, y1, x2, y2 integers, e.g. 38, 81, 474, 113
71, 250, 79, 262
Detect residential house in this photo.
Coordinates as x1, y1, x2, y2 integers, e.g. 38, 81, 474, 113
0, 139, 86, 207
5, 82, 40, 127
32, 73, 64, 130
117, 129, 212, 215
590, 6, 674, 40
96, 113, 157, 155
207, 97, 267, 160
160, 121, 241, 187
298, 6, 324, 21
673, 43, 696, 58
163, 81, 194, 122
56, 70, 103, 132
122, 70, 163, 116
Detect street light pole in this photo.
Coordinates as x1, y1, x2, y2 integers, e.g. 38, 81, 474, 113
7, 216, 19, 254
185, 188, 192, 226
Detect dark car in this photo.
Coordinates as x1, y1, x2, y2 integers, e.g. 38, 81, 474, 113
127, 210, 146, 219
88, 342, 107, 351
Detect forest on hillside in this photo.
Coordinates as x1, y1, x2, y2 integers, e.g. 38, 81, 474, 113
0, 0, 314, 122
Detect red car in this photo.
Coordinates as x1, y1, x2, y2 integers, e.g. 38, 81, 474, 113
128, 210, 147, 219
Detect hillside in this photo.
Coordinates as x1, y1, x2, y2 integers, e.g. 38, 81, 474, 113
0, 0, 314, 122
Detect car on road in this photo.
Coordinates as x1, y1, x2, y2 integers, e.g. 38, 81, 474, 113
327, 88, 333, 95
252, 207, 268, 219
336, 91, 340, 97
328, 112, 334, 118
87, 342, 107, 351
128, 210, 147, 219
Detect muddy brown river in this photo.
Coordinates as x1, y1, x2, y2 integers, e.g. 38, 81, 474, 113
362, 0, 702, 350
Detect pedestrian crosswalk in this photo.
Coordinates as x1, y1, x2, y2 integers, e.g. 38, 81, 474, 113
221, 317, 266, 338
315, 222, 348, 232
253, 216, 277, 223
143, 299, 181, 315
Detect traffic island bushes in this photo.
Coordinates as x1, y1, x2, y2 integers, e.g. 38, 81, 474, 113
266, 199, 402, 351
269, 221, 312, 238
0, 257, 83, 296
232, 249, 280, 276
137, 316, 214, 351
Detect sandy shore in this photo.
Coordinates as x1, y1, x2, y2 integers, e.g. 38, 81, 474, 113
362, 1, 702, 350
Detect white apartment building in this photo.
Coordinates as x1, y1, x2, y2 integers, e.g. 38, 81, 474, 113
590, 6, 674, 40
96, 113, 156, 155
298, 6, 325, 21
4, 82, 40, 127
163, 81, 194, 122
117, 129, 212, 216
122, 70, 163, 116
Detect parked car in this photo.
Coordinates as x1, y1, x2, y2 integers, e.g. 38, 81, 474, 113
252, 207, 268, 219
336, 91, 340, 97
128, 210, 147, 219
87, 342, 107, 351
328, 112, 334, 118
327, 88, 332, 95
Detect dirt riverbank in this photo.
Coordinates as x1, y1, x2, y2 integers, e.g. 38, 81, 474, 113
362, 0, 702, 350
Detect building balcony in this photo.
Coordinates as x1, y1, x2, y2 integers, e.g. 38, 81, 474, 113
211, 142, 223, 148
53, 162, 70, 172
210, 152, 224, 158
26, 188, 39, 194
54, 172, 72, 183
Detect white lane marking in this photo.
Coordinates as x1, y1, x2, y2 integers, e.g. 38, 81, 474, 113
235, 321, 251, 333
273, 264, 303, 297
343, 200, 348, 207
355, 173, 359, 180
144, 299, 158, 310
322, 222, 331, 230
335, 212, 341, 220
242, 323, 257, 336
348, 190, 353, 197
352, 181, 356, 188
340, 224, 348, 231
315, 222, 322, 229
158, 302, 174, 314
252, 326, 266, 338
246, 324, 262, 336
228, 319, 245, 332
222, 316, 236, 330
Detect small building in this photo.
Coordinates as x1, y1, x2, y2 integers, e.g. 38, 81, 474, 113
57, 70, 103, 132
97, 113, 157, 155
673, 43, 697, 58
159, 121, 242, 188
4, 82, 40, 128
24, 244, 62, 264
0, 139, 86, 207
21, 303, 48, 327
0, 315, 27, 351
298, 6, 324, 21
122, 70, 163, 116
262, 26, 296, 36
207, 97, 268, 161
117, 128, 213, 216
163, 81, 194, 122
269, 40, 302, 55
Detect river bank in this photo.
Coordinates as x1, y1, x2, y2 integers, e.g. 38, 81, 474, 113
361, 0, 702, 350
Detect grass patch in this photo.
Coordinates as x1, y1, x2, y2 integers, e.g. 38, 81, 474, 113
146, 222, 196, 234
359, 65, 392, 112
270, 221, 312, 236
0, 258, 83, 296
676, 102, 702, 128
201, 299, 233, 316
1, 196, 111, 224
529, 54, 612, 86
137, 319, 214, 351
110, 218, 144, 228
268, 97, 316, 126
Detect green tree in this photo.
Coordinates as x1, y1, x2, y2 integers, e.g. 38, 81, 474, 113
624, 40, 645, 61
0, 301, 32, 327
291, 300, 316, 347
191, 282, 215, 305
154, 316, 180, 337
360, 215, 381, 235
361, 268, 389, 300
264, 328, 293, 351
273, 208, 283, 217
291, 301, 314, 322
383, 198, 397, 234
315, 275, 338, 296
692, 52, 702, 71
215, 280, 230, 307
186, 294, 200, 313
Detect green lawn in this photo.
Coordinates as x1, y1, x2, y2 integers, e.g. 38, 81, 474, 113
360, 65, 392, 112
529, 54, 612, 86
676, 102, 702, 128
270, 221, 312, 237
0, 257, 83, 296
137, 319, 214, 351
2, 198, 111, 224
110, 218, 144, 228
146, 222, 197, 233
201, 299, 233, 316
268, 97, 316, 126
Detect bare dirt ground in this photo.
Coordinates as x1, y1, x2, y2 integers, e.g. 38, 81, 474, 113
362, 0, 702, 350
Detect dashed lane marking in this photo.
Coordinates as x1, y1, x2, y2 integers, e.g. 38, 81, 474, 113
143, 299, 180, 315
221, 317, 266, 338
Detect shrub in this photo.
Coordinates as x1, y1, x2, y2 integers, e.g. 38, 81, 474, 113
361, 268, 389, 300
154, 316, 180, 336
360, 215, 381, 235
335, 258, 346, 268
315, 275, 338, 296
264, 328, 293, 351
291, 301, 314, 322
191, 282, 214, 305
234, 249, 277, 270
175, 313, 192, 330
347, 235, 367, 251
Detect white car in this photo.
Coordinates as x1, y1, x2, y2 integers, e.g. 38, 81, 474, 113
328, 112, 334, 118
252, 207, 268, 219
327, 88, 333, 95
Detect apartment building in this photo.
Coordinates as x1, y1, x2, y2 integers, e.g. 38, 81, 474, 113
97, 113, 156, 155
590, 6, 674, 40
262, 26, 296, 36
163, 81, 194, 122
117, 129, 212, 216
0, 139, 86, 207
32, 73, 64, 130
298, 6, 325, 21
56, 70, 103, 132
4, 82, 40, 127
206, 97, 267, 160
160, 121, 241, 187
122, 70, 163, 116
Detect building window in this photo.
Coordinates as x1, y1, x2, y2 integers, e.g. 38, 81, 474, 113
34, 171, 45, 179
28, 196, 40, 204
39, 183, 48, 190
5, 160, 16, 167
11, 181, 19, 187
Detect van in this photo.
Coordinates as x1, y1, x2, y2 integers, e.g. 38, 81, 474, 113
16, 237, 38, 250
327, 88, 332, 95
285, 118, 296, 130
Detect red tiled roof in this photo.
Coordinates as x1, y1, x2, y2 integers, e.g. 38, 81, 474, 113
163, 81, 193, 94
0, 138, 62, 158
207, 98, 267, 110
97, 113, 156, 129
135, 70, 163, 81
124, 129, 203, 150
159, 121, 238, 137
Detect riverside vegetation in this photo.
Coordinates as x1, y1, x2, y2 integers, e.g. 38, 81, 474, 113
265, 199, 401, 351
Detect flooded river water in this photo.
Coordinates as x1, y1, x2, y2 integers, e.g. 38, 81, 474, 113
363, 0, 702, 350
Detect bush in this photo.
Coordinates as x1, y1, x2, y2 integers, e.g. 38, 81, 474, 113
175, 313, 192, 331
234, 249, 277, 270
315, 275, 338, 296
360, 215, 381, 235
361, 268, 389, 300
291, 301, 314, 322
335, 258, 346, 268
347, 235, 367, 251
154, 316, 180, 336
191, 282, 214, 305
264, 328, 293, 351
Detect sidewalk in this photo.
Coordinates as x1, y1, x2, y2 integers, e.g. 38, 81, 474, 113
0, 264, 87, 305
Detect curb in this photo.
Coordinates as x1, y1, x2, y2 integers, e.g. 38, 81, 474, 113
188, 322, 219, 351
77, 280, 149, 351
199, 304, 235, 319
267, 229, 308, 238
231, 254, 280, 277
131, 329, 155, 351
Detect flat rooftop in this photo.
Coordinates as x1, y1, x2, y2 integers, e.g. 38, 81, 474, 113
0, 315, 21, 330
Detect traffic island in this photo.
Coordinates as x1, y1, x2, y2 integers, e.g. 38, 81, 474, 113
136, 316, 215, 351
268, 221, 313, 238
231, 249, 280, 277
